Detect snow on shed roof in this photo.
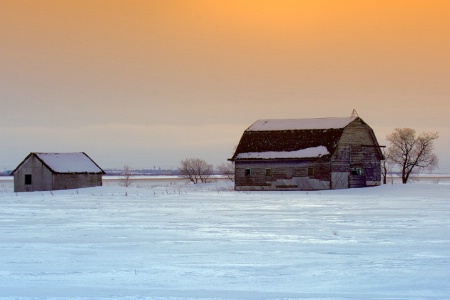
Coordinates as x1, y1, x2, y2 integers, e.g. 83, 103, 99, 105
247, 117, 356, 131
35, 152, 104, 173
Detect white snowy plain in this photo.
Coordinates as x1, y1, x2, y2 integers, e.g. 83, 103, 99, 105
0, 179, 449, 299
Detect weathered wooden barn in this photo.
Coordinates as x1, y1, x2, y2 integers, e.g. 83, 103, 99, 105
11, 152, 105, 192
229, 116, 384, 191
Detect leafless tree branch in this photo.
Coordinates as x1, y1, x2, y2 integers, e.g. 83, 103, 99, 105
217, 162, 235, 182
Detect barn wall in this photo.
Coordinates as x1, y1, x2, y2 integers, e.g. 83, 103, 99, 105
53, 173, 103, 190
334, 119, 382, 186
235, 160, 331, 191
13, 156, 53, 192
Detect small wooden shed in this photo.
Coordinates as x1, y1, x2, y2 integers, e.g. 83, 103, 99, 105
11, 152, 105, 192
229, 116, 384, 191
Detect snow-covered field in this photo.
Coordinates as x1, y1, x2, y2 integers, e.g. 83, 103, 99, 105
0, 178, 449, 299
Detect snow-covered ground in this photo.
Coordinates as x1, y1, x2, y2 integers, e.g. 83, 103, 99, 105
0, 179, 449, 299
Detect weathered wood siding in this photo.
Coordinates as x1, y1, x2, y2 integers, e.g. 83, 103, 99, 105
13, 156, 53, 192
235, 159, 331, 191
53, 174, 103, 190
349, 175, 366, 188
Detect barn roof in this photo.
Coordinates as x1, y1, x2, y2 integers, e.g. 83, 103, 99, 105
230, 117, 358, 161
247, 117, 356, 131
11, 152, 105, 175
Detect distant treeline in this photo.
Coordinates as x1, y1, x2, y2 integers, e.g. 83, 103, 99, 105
104, 168, 228, 176
104, 168, 181, 176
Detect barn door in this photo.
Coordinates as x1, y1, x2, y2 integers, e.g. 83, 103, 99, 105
331, 172, 348, 189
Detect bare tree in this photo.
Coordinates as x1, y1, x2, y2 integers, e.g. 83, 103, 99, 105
217, 162, 235, 182
122, 165, 133, 187
386, 128, 439, 184
178, 158, 213, 184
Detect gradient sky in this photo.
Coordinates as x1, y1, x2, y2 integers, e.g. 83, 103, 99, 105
1, 0, 449, 171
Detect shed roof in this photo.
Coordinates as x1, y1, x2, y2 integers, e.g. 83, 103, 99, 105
11, 152, 105, 174
230, 117, 361, 161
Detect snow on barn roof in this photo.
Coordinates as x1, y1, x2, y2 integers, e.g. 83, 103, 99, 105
235, 146, 330, 160
247, 117, 357, 131
35, 152, 104, 173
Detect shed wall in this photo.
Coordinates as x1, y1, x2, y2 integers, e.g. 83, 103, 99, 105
13, 156, 53, 192
53, 173, 103, 190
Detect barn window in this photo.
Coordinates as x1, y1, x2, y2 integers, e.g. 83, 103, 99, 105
307, 167, 314, 176
351, 168, 364, 176
265, 168, 271, 176
245, 168, 251, 176
25, 174, 32, 185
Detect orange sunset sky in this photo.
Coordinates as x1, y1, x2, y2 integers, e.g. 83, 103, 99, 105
1, 0, 449, 170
